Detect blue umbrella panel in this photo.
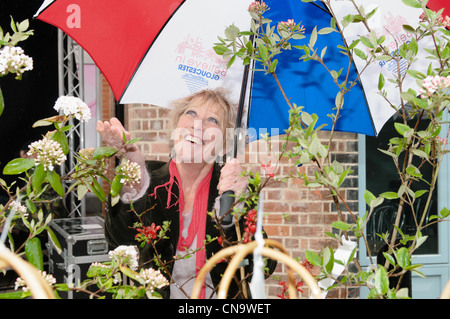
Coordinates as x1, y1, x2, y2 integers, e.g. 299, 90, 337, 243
248, 0, 375, 139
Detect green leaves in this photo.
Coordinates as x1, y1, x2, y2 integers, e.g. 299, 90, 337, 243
394, 247, 411, 270
2, 158, 35, 175
224, 23, 240, 41
401, 0, 422, 8
25, 237, 43, 271
31, 164, 46, 192
309, 26, 318, 49
430, 206, 450, 221
0, 17, 34, 47
93, 146, 117, 159
364, 190, 383, 208
331, 221, 351, 231
374, 266, 390, 295
46, 170, 64, 197
394, 122, 413, 137
51, 130, 69, 155
378, 73, 385, 91
87, 177, 106, 203
28, 163, 65, 197
213, 44, 228, 56
110, 175, 124, 206
305, 250, 322, 268
46, 226, 62, 255
257, 42, 269, 62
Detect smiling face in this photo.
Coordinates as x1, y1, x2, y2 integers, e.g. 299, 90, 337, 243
171, 96, 225, 164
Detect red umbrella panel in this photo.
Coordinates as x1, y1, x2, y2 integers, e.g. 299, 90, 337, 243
35, 0, 253, 107
427, 0, 448, 17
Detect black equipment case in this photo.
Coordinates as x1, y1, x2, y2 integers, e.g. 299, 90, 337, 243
47, 216, 110, 298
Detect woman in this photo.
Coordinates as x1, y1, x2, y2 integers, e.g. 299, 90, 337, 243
97, 88, 275, 299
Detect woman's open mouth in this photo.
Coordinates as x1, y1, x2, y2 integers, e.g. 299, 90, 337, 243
184, 135, 203, 145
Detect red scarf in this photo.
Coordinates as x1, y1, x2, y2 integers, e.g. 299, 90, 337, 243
151, 160, 213, 299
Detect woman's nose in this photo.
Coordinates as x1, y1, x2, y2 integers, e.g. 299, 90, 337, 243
193, 119, 204, 132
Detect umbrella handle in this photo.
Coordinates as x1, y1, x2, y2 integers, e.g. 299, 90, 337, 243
219, 190, 234, 225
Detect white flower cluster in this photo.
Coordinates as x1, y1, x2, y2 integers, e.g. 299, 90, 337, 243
109, 245, 139, 271
420, 75, 450, 97
15, 271, 56, 292
77, 147, 108, 175
89, 261, 110, 269
27, 137, 67, 171
78, 147, 95, 159
118, 159, 141, 187
53, 95, 91, 122
0, 46, 33, 78
136, 268, 169, 293
9, 200, 27, 214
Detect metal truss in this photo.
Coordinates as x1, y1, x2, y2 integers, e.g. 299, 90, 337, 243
57, 30, 86, 217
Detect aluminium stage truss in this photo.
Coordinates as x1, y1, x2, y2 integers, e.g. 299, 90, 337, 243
57, 30, 86, 217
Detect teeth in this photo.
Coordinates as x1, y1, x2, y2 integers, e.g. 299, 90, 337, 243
185, 135, 202, 145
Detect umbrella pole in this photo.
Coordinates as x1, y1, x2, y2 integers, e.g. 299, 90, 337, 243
218, 61, 251, 224
217, 33, 253, 299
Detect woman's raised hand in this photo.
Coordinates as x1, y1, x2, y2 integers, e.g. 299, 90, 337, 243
96, 117, 135, 152
96, 117, 144, 167
97, 117, 148, 200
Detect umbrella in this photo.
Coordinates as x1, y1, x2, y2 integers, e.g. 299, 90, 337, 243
35, 0, 253, 109
35, 0, 382, 137
34, 0, 376, 219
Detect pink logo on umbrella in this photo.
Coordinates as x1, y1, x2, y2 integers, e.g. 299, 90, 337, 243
377, 12, 412, 76
175, 34, 229, 93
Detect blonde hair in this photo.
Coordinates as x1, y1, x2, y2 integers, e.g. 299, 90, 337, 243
167, 88, 237, 131
167, 88, 238, 155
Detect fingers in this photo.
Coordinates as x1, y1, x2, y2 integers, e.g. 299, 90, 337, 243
96, 117, 130, 148
217, 158, 248, 196
96, 119, 105, 133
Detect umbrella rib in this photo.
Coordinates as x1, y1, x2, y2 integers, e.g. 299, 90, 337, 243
33, 0, 55, 18
232, 32, 256, 158
310, 1, 331, 15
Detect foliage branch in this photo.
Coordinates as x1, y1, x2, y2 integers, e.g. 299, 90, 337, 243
213, 0, 450, 298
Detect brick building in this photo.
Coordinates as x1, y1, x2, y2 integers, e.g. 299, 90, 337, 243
99, 73, 360, 298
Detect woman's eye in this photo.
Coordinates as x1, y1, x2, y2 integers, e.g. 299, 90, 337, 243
186, 110, 196, 116
208, 117, 219, 124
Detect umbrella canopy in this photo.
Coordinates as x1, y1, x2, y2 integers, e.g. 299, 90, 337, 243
35, 0, 252, 107
35, 0, 447, 138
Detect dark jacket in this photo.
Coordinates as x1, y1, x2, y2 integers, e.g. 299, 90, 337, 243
104, 160, 276, 298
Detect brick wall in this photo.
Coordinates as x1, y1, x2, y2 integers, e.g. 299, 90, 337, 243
115, 100, 360, 299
